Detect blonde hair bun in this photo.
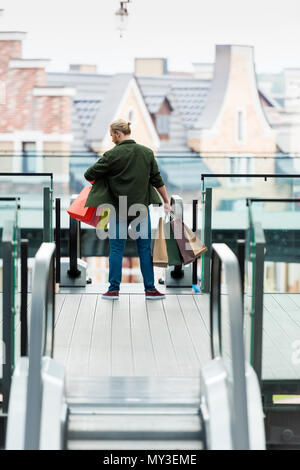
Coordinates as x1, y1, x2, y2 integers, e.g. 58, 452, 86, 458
110, 119, 131, 135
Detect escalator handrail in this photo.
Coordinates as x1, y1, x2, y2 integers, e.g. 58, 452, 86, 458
24, 242, 55, 450
210, 243, 250, 450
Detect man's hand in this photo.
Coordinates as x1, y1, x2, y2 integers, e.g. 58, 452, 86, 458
163, 201, 171, 213
155, 185, 171, 213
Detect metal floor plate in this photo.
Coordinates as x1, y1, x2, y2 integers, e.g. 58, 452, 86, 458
67, 376, 201, 406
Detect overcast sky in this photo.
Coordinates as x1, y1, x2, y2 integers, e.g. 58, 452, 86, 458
1, 0, 300, 74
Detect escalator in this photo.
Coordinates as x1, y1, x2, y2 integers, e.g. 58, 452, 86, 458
66, 377, 204, 450
4, 242, 265, 450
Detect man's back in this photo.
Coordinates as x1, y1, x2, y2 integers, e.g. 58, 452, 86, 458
84, 139, 164, 212
106, 140, 154, 204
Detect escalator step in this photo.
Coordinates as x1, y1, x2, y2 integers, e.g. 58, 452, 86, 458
67, 412, 203, 450
67, 439, 204, 450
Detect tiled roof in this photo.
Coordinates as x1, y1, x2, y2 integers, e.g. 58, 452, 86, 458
47, 72, 112, 151
47, 72, 212, 152
137, 76, 211, 130
144, 94, 167, 113
137, 76, 211, 150
47, 72, 112, 98
47, 70, 274, 153
87, 74, 133, 143
171, 86, 210, 129
74, 99, 101, 135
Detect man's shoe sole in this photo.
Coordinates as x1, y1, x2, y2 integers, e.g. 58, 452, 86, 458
145, 295, 166, 300
102, 295, 119, 300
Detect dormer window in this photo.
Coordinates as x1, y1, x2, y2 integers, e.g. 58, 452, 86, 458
156, 114, 170, 138
146, 96, 172, 140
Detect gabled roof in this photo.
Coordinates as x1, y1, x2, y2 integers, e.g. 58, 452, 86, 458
47, 72, 160, 151
86, 73, 132, 143
47, 66, 277, 154
137, 75, 210, 151
144, 94, 173, 113
137, 75, 210, 127
47, 72, 112, 151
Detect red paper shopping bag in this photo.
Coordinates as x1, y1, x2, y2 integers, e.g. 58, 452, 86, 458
88, 207, 103, 227
67, 186, 95, 224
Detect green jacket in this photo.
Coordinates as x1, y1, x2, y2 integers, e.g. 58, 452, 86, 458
84, 140, 165, 216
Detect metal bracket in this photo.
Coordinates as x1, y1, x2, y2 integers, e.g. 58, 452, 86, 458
59, 195, 87, 287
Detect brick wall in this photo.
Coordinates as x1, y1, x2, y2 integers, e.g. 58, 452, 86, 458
34, 95, 72, 134
2, 67, 46, 131
0, 39, 22, 76
0, 37, 72, 136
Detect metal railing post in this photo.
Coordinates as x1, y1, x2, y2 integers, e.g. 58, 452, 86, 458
202, 187, 212, 293
237, 239, 245, 313
55, 198, 61, 284
20, 239, 28, 357
252, 223, 265, 385
43, 187, 51, 242
2, 220, 14, 414
68, 214, 81, 278
192, 199, 198, 285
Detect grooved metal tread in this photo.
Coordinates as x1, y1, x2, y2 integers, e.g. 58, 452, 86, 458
66, 376, 204, 450
67, 407, 204, 450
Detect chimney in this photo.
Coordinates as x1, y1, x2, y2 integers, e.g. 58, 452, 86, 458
135, 58, 168, 76
69, 64, 98, 74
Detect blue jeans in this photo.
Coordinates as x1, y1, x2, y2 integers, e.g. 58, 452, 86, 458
108, 211, 155, 292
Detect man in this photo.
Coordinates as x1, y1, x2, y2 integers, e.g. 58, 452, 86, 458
84, 119, 170, 300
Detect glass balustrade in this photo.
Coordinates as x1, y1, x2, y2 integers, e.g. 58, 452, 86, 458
246, 198, 300, 386
1, 153, 300, 285
201, 173, 300, 292
202, 174, 300, 231
0, 173, 52, 231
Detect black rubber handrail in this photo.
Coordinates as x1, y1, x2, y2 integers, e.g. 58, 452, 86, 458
247, 197, 300, 204
202, 173, 300, 180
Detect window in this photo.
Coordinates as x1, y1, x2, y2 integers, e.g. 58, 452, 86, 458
127, 106, 136, 126
22, 142, 36, 173
237, 110, 245, 142
156, 114, 170, 135
128, 109, 134, 122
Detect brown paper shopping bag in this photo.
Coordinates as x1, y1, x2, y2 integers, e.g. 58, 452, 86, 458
171, 212, 207, 264
171, 215, 195, 264
183, 223, 208, 258
153, 217, 168, 267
